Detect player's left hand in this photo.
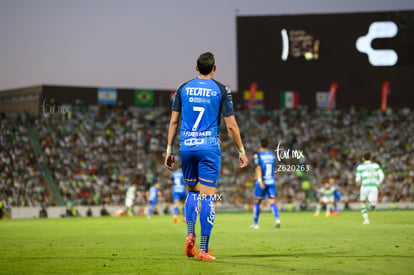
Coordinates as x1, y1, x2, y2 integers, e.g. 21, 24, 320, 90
239, 153, 248, 168
259, 182, 266, 190
165, 153, 175, 170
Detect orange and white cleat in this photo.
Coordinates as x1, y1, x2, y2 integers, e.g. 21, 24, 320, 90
174, 215, 179, 224
197, 249, 216, 261
184, 234, 196, 258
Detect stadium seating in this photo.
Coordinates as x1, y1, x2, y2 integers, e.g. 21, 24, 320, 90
1, 106, 413, 208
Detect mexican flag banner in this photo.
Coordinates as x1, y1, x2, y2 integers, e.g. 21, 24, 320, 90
280, 91, 299, 108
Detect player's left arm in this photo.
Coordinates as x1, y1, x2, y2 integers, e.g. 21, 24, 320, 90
224, 115, 248, 168
220, 84, 248, 168
165, 111, 180, 170
378, 165, 385, 184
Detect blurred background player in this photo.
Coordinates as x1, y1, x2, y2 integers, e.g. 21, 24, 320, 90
314, 179, 336, 217
250, 137, 280, 229
164, 52, 248, 261
356, 152, 384, 225
125, 183, 138, 218
146, 181, 161, 219
169, 167, 187, 224
330, 177, 341, 216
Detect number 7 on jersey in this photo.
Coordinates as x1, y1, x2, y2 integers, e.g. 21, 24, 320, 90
192, 106, 205, 131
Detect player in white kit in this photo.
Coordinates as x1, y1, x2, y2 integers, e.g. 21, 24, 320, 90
125, 183, 138, 217
314, 180, 336, 217
356, 152, 384, 225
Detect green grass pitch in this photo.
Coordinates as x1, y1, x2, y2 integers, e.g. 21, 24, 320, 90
1, 211, 413, 274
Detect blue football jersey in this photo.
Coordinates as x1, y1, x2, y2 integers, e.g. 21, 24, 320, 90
172, 77, 234, 151
148, 186, 158, 202
172, 170, 186, 194
254, 150, 276, 185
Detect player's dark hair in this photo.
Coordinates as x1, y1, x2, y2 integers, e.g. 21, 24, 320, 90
260, 137, 269, 148
197, 52, 215, 75
363, 152, 371, 161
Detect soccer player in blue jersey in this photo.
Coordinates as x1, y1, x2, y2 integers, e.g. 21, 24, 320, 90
169, 168, 187, 224
164, 52, 248, 261
250, 138, 281, 229
146, 181, 161, 219
330, 177, 341, 216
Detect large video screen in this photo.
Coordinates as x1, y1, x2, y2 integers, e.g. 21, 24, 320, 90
237, 11, 414, 109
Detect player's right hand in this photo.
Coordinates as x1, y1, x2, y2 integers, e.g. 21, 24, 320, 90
165, 153, 175, 170
239, 154, 248, 168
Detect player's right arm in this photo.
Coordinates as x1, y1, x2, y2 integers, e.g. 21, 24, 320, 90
223, 115, 248, 168
165, 86, 183, 170
355, 164, 362, 184
165, 110, 180, 170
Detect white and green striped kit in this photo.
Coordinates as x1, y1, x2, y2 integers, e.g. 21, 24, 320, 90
320, 186, 336, 200
356, 160, 384, 187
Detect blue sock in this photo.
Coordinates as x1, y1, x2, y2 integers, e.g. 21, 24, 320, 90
185, 191, 199, 237
271, 203, 279, 219
253, 202, 260, 224
173, 206, 178, 216
200, 234, 210, 253
335, 205, 339, 212
148, 206, 153, 217
200, 195, 215, 252
182, 206, 185, 217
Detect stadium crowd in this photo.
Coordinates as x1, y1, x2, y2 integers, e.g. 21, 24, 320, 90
1, 105, 413, 209
0, 113, 51, 208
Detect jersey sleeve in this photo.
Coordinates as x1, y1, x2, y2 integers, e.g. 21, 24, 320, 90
220, 85, 235, 117
254, 153, 259, 166
172, 85, 183, 112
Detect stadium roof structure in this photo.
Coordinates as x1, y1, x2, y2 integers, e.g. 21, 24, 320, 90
0, 84, 173, 115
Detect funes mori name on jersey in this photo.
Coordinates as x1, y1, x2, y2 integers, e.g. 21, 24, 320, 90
184, 130, 212, 138
186, 87, 218, 97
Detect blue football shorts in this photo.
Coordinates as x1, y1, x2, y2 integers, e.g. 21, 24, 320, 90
254, 182, 277, 200
334, 189, 341, 201
180, 148, 221, 188
172, 191, 187, 201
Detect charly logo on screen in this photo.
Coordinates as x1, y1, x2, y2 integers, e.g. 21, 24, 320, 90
356, 21, 398, 66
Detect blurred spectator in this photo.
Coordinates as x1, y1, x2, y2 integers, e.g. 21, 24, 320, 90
100, 205, 110, 216
39, 205, 48, 218
86, 207, 93, 217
